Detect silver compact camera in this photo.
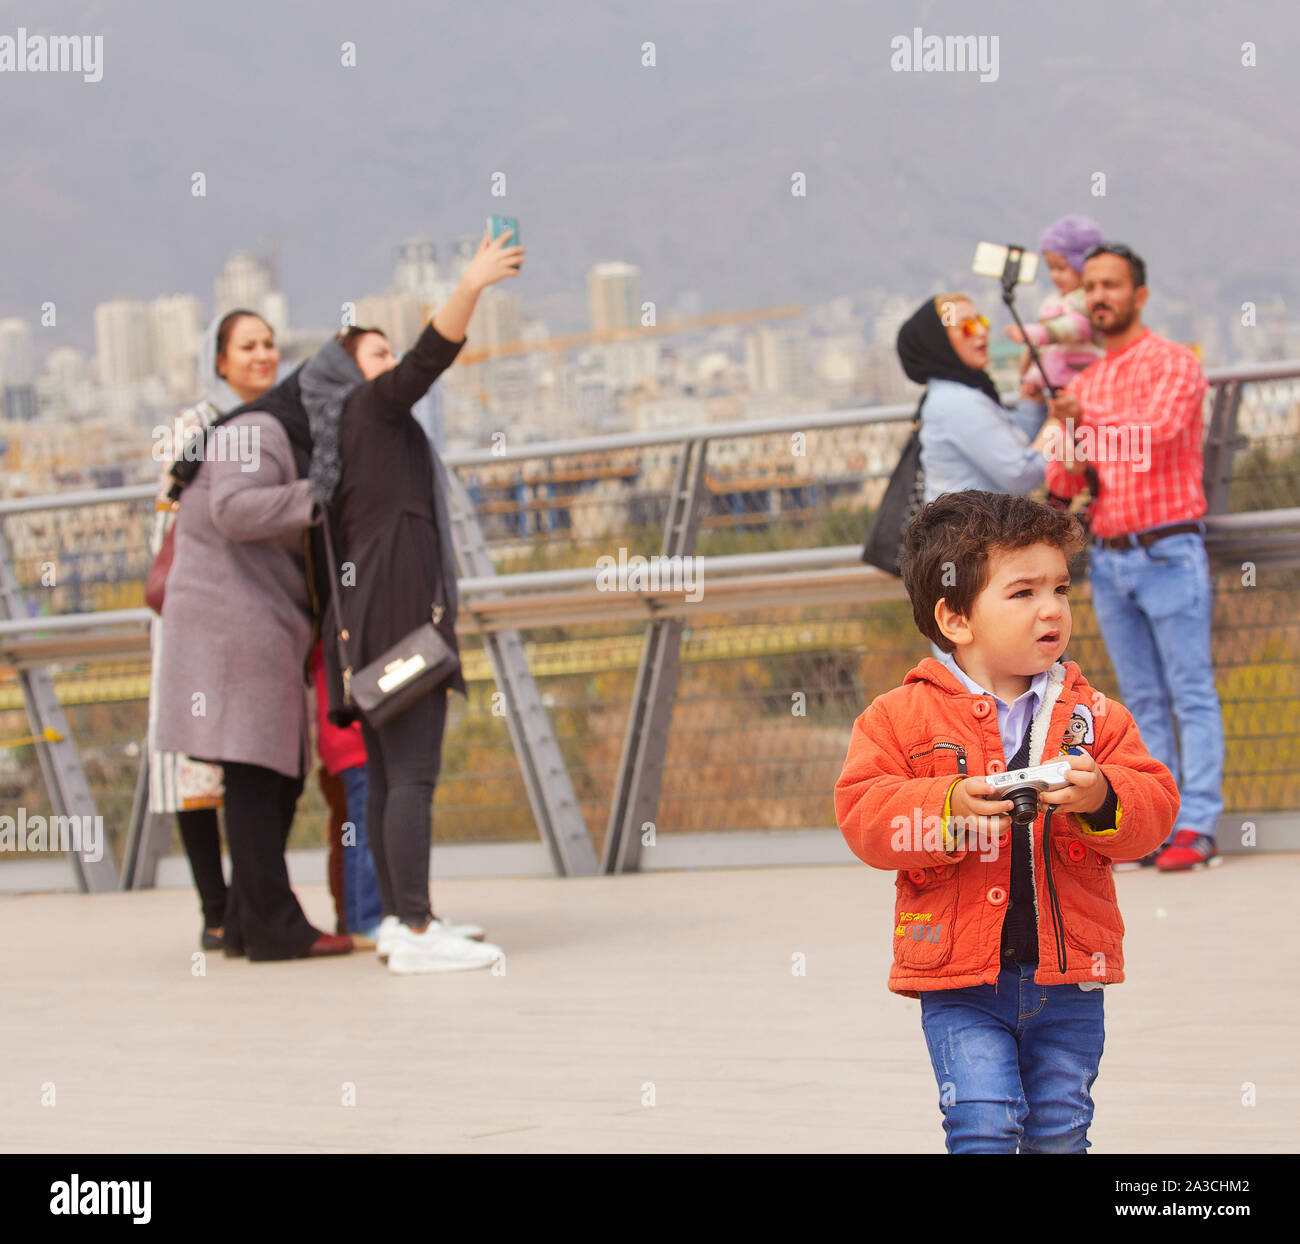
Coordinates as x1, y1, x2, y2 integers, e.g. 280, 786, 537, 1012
986, 759, 1073, 824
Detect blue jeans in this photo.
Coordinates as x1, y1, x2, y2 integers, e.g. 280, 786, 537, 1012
1087, 531, 1225, 835
919, 963, 1105, 1153
339, 765, 383, 934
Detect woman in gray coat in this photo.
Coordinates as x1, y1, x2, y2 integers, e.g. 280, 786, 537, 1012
155, 371, 351, 961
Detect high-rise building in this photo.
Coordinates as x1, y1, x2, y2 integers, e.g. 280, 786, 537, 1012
354, 290, 423, 355
447, 234, 479, 283
94, 299, 153, 385
213, 250, 290, 338
394, 237, 439, 305
149, 294, 204, 399
35, 346, 89, 420
468, 287, 522, 351
0, 317, 35, 385
214, 251, 270, 314
0, 318, 37, 419
745, 326, 810, 396
588, 262, 643, 334
43, 346, 88, 388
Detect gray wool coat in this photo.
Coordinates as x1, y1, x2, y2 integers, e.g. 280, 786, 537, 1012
154, 413, 318, 779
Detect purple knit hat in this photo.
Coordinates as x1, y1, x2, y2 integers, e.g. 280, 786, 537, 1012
1038, 214, 1105, 274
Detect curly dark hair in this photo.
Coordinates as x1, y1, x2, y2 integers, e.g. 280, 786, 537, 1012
900, 490, 1086, 653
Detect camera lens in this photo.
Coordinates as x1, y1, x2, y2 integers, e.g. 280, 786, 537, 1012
1008, 787, 1039, 825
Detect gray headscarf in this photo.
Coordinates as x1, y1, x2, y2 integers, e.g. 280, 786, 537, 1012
299, 338, 364, 504
196, 315, 250, 413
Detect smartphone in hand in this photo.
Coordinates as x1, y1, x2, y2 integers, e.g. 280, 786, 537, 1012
487, 215, 519, 248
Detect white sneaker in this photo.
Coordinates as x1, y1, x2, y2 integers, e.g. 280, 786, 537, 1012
375, 915, 401, 963
376, 914, 485, 962
387, 923, 504, 975
433, 916, 486, 942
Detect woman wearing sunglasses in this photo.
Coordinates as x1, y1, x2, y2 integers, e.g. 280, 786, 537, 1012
896, 293, 1060, 504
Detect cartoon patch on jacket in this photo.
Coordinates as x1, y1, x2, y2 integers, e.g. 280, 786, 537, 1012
1060, 703, 1095, 752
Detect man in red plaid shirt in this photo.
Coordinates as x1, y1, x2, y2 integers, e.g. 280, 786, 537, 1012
1045, 243, 1224, 872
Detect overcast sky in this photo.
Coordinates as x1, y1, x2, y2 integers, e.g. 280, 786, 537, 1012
2, 0, 1297, 355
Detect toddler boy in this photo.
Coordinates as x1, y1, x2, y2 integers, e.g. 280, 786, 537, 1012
835, 490, 1178, 1153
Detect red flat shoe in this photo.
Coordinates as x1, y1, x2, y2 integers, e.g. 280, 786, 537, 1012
304, 933, 353, 957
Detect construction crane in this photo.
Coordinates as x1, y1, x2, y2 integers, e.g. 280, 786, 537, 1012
453, 304, 805, 366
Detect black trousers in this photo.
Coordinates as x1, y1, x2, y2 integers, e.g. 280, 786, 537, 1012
177, 807, 227, 930
221, 762, 319, 960
360, 688, 448, 926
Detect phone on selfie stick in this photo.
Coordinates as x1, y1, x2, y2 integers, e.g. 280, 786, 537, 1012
972, 240, 1100, 530
972, 243, 1052, 396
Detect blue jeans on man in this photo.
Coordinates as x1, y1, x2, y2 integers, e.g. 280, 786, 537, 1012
1086, 530, 1224, 837
920, 962, 1106, 1153
339, 764, 383, 935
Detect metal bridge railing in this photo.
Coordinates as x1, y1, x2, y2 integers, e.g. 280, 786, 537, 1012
1, 359, 1297, 888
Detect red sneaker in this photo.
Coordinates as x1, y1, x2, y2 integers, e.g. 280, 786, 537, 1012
1155, 830, 1221, 872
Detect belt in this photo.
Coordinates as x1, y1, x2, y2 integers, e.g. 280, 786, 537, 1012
1093, 521, 1203, 550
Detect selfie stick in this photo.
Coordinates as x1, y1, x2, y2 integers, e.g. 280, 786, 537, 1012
999, 245, 1058, 400
997, 246, 1100, 527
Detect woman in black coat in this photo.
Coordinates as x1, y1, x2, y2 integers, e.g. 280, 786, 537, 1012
300, 228, 522, 975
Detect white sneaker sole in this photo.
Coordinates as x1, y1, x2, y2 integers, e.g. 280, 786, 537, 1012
378, 925, 485, 962
387, 947, 502, 975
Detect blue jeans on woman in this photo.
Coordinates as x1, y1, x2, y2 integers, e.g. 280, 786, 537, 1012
919, 962, 1106, 1153
1086, 530, 1224, 836
338, 765, 383, 935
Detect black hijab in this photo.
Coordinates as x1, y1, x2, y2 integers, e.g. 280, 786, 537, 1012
221, 364, 314, 480
166, 364, 313, 500
896, 297, 1003, 411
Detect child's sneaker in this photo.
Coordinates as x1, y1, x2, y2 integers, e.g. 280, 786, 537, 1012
387, 923, 503, 975
1155, 830, 1221, 871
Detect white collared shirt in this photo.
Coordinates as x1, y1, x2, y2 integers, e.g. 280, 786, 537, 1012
937, 651, 1053, 761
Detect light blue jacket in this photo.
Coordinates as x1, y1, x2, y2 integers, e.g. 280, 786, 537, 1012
918, 378, 1046, 502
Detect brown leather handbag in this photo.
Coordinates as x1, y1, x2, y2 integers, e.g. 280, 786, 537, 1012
145, 520, 176, 614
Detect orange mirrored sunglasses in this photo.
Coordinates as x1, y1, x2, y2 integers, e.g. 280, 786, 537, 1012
958, 314, 990, 337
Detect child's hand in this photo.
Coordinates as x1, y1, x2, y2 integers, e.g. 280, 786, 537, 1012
949, 777, 1014, 836
1004, 324, 1026, 344
1038, 751, 1109, 816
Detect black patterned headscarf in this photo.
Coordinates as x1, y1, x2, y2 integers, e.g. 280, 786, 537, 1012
896, 296, 1002, 409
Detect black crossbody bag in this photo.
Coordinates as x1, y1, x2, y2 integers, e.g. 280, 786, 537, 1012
320, 509, 460, 727
861, 409, 925, 577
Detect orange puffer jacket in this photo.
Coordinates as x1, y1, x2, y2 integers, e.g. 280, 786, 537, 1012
835, 658, 1179, 996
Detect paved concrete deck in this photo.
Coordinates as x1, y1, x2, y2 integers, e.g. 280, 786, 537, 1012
2, 857, 1298, 1153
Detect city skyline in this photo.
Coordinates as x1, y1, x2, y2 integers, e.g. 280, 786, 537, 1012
3, 2, 1297, 365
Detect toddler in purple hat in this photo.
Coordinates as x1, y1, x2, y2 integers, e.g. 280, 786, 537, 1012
1006, 213, 1106, 398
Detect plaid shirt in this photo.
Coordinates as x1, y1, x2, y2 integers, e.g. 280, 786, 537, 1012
1045, 328, 1208, 538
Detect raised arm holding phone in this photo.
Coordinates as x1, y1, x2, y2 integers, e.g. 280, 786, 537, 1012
298, 225, 524, 976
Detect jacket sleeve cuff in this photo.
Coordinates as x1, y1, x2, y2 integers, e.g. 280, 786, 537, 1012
1079, 774, 1120, 835
940, 779, 964, 854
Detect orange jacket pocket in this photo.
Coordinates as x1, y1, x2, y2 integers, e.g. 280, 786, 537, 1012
893, 866, 958, 967
1051, 837, 1124, 954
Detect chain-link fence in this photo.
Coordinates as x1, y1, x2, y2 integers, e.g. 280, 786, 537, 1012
1, 369, 1297, 874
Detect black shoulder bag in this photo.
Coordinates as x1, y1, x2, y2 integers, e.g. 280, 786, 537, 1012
860, 401, 926, 577
320, 509, 460, 727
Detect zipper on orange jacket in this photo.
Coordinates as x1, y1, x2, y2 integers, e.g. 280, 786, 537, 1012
908, 742, 968, 774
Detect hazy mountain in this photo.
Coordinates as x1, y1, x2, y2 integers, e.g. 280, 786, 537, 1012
1, 0, 1297, 355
